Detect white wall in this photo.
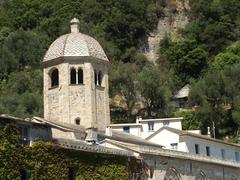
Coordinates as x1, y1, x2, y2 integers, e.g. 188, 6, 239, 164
111, 126, 141, 136
147, 129, 187, 152
182, 136, 240, 161
111, 119, 182, 139
140, 120, 182, 139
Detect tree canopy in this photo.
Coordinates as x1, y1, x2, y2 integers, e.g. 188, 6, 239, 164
0, 0, 240, 140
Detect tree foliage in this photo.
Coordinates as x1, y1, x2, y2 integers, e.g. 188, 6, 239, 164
159, 38, 208, 83
211, 42, 240, 70
189, 64, 240, 136
0, 0, 240, 139
0, 0, 160, 119
137, 64, 175, 117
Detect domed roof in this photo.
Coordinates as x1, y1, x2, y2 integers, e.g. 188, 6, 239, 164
43, 18, 108, 63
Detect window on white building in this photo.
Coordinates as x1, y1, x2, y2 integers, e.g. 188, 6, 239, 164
195, 144, 199, 154
221, 149, 225, 160
206, 146, 210, 156
170, 143, 178, 150
123, 126, 130, 133
163, 120, 170, 126
148, 122, 154, 131
235, 152, 239, 161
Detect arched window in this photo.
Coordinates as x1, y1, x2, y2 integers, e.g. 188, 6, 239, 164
19, 169, 28, 180
94, 70, 97, 85
70, 68, 77, 84
75, 118, 80, 125
50, 68, 59, 87
78, 68, 83, 84
164, 167, 180, 180
231, 176, 237, 180
98, 71, 102, 86
196, 171, 207, 180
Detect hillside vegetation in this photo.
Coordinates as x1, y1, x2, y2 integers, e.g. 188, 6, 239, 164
0, 0, 240, 140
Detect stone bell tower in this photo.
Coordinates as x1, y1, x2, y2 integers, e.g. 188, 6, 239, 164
42, 18, 110, 131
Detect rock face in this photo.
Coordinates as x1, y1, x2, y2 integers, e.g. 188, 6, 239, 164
143, 0, 190, 62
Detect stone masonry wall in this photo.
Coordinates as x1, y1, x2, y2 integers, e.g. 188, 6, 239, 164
143, 154, 240, 180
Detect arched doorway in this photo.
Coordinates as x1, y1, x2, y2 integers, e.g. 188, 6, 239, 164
164, 167, 180, 180
196, 171, 207, 180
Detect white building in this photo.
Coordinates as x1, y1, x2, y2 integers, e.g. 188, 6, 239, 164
109, 117, 183, 138
110, 117, 240, 162
173, 84, 190, 109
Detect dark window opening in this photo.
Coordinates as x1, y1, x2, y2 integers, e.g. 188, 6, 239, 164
206, 146, 210, 156
94, 70, 97, 85
150, 167, 154, 178
163, 120, 170, 126
50, 69, 59, 87
123, 126, 130, 133
235, 152, 239, 161
78, 68, 83, 84
148, 122, 154, 131
221, 149, 225, 159
18, 126, 30, 146
70, 68, 77, 84
195, 144, 199, 154
98, 71, 102, 86
75, 118, 80, 125
20, 169, 28, 180
170, 143, 178, 150
68, 167, 76, 180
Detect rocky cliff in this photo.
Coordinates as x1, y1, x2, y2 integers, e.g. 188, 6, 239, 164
143, 0, 190, 62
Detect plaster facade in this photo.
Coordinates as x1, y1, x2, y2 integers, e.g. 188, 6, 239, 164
110, 117, 183, 138
146, 127, 240, 163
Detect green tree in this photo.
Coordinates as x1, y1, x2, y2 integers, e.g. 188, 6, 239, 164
0, 69, 43, 117
212, 42, 240, 70
159, 39, 208, 83
110, 62, 138, 120
190, 64, 240, 136
174, 111, 201, 130
137, 64, 174, 117
189, 72, 225, 134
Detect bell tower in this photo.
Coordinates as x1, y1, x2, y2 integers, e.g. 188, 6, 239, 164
42, 18, 110, 131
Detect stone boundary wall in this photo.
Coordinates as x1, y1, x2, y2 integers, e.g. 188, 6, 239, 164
140, 146, 240, 168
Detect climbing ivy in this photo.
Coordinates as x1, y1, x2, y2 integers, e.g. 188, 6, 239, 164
0, 124, 142, 180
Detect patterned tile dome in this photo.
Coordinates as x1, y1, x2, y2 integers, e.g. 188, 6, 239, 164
43, 18, 108, 62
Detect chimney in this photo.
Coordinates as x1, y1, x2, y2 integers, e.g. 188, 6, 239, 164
207, 127, 211, 137
105, 126, 112, 137
139, 116, 142, 121
85, 128, 98, 144
136, 116, 139, 124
